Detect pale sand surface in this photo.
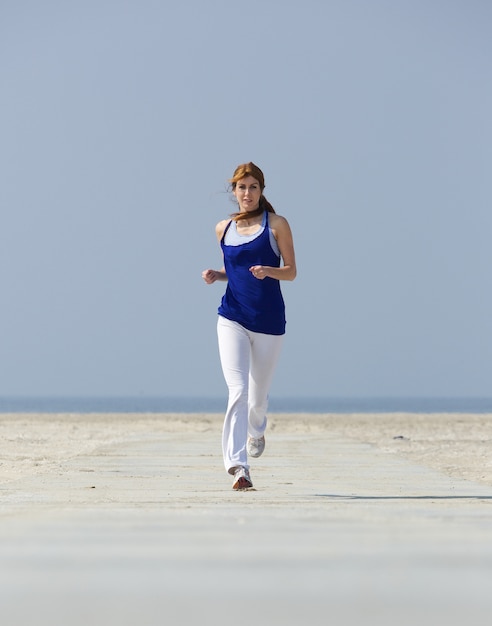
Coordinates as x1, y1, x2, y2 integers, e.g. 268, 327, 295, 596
1, 412, 492, 626
2, 412, 492, 487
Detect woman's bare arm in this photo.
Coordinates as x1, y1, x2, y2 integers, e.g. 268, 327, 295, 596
249, 214, 297, 281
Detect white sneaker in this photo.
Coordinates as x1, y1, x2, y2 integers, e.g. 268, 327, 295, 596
247, 435, 265, 458
232, 466, 253, 490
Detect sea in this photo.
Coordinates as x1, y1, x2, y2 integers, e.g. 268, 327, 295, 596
0, 396, 491, 414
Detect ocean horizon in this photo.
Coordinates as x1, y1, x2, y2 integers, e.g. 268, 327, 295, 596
1, 396, 492, 414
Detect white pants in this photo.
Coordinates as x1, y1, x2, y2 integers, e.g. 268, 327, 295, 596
217, 315, 284, 473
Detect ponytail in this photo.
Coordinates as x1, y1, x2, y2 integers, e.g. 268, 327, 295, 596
259, 195, 276, 213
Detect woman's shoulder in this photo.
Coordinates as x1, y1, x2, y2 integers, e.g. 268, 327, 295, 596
215, 218, 232, 241
268, 213, 291, 231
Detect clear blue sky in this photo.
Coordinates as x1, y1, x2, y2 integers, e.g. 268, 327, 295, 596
1, 0, 491, 398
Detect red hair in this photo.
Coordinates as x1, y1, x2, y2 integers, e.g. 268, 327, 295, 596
229, 162, 275, 221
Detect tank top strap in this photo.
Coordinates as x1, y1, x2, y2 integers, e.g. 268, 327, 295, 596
221, 220, 233, 244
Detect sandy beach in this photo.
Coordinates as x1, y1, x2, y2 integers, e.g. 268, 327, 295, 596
2, 412, 492, 626
2, 411, 492, 487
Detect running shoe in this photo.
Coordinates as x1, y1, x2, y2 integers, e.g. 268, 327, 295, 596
247, 435, 265, 458
232, 466, 253, 490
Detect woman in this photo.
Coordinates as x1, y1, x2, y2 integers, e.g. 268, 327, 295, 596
202, 162, 297, 490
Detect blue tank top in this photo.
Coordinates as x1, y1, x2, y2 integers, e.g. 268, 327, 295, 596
218, 212, 286, 335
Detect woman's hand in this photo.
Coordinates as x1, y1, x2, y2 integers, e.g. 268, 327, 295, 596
202, 269, 218, 284
202, 268, 227, 284
249, 265, 268, 280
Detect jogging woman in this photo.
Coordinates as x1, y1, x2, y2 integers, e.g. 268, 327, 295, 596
202, 162, 297, 490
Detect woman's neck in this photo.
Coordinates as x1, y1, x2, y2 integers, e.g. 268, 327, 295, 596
234, 207, 263, 224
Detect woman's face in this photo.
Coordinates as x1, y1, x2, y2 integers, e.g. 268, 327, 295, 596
233, 176, 262, 212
